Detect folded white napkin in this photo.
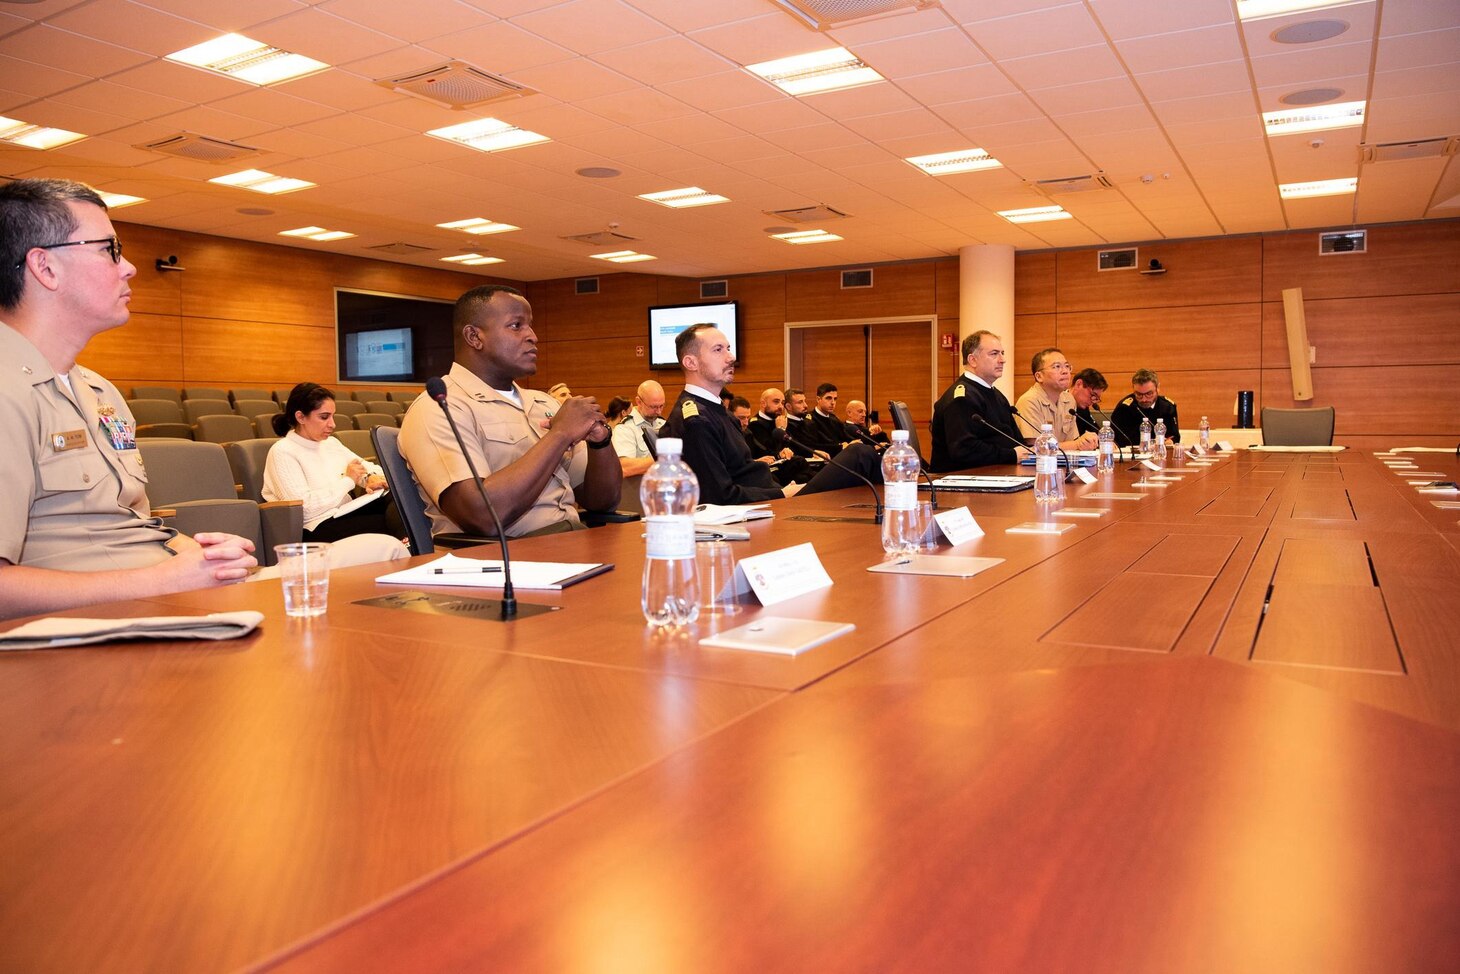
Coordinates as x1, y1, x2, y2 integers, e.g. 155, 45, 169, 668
0, 611, 265, 650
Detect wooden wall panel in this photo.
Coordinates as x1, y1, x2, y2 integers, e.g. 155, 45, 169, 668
1056, 237, 1263, 311
1259, 293, 1460, 369
1013, 313, 1056, 384
528, 273, 662, 399
1057, 304, 1263, 375
933, 257, 959, 318
181, 318, 337, 385
1152, 370, 1263, 430
936, 317, 960, 389
118, 224, 183, 317
82, 313, 183, 388
1260, 365, 1460, 436
1014, 251, 1056, 314
871, 321, 935, 424
784, 261, 936, 321
1261, 221, 1460, 302
799, 326, 868, 405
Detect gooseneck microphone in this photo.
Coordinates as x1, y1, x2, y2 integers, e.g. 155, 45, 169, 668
1009, 406, 1075, 483
1070, 407, 1099, 434
843, 421, 883, 449
426, 376, 517, 619
822, 449, 884, 524
1092, 404, 1134, 460
971, 412, 1034, 463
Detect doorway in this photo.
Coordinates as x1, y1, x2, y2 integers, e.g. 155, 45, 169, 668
785, 316, 938, 427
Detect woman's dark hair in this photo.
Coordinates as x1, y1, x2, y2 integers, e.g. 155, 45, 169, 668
274, 382, 335, 436
605, 396, 630, 423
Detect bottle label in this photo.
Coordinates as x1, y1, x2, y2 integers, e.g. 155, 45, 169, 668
1100, 441, 1113, 456
884, 481, 918, 511
645, 515, 695, 560
1036, 456, 1057, 474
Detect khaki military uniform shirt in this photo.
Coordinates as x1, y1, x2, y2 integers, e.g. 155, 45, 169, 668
398, 362, 584, 538
1014, 385, 1080, 443
0, 323, 176, 571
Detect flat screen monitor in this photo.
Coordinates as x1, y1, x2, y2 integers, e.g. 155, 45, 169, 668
335, 288, 455, 385
346, 328, 413, 379
647, 301, 739, 370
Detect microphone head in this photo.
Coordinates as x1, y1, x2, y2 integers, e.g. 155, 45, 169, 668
426, 376, 449, 404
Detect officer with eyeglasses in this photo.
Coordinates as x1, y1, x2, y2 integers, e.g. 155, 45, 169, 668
1013, 347, 1098, 451
0, 177, 261, 619
1111, 367, 1181, 446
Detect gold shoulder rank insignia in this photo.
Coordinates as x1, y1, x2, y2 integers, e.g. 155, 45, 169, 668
682, 399, 699, 419
953, 384, 966, 398
1121, 395, 1135, 405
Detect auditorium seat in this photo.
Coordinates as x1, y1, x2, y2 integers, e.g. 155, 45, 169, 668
331, 414, 357, 431
363, 400, 403, 417
233, 398, 279, 418
224, 439, 275, 504
131, 385, 182, 405
252, 414, 281, 438
193, 414, 254, 444
183, 387, 228, 402
351, 390, 386, 403
1261, 406, 1335, 446
135, 423, 193, 440
334, 429, 376, 461
355, 413, 397, 430
273, 387, 294, 404
388, 391, 417, 406
126, 398, 184, 425
332, 399, 366, 419
371, 426, 488, 556
183, 398, 234, 423
229, 388, 271, 405
137, 439, 301, 567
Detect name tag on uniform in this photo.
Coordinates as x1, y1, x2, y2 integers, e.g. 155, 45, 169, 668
52, 429, 87, 452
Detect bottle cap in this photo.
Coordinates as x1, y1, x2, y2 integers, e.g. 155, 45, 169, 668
1041, 423, 1053, 432
891, 429, 909, 442
656, 437, 681, 455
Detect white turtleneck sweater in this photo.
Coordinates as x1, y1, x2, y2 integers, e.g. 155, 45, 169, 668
262, 430, 384, 531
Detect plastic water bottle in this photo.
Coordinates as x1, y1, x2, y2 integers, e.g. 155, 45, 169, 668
1139, 415, 1153, 455
1198, 415, 1211, 451
1097, 421, 1116, 473
1034, 423, 1064, 503
640, 437, 699, 627
880, 429, 921, 555
1153, 418, 1168, 461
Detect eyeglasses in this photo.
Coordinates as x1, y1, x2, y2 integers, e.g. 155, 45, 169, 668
20, 236, 123, 268
1043, 362, 1073, 372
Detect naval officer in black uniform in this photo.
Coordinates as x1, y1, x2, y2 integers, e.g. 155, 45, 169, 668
931, 329, 1031, 471
662, 324, 880, 506
1110, 368, 1180, 446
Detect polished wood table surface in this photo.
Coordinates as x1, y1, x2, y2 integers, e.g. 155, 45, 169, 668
2, 448, 1457, 972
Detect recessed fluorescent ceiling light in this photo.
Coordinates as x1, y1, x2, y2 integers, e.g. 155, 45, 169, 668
442, 253, 505, 265
638, 187, 730, 208
591, 250, 656, 263
279, 226, 355, 241
1237, 0, 1367, 19
1279, 177, 1357, 198
427, 118, 549, 153
905, 148, 1002, 175
1263, 100, 1365, 136
210, 169, 315, 194
997, 205, 1072, 224
0, 115, 85, 149
771, 229, 843, 244
98, 192, 146, 208
746, 47, 883, 96
165, 33, 328, 86
436, 217, 520, 235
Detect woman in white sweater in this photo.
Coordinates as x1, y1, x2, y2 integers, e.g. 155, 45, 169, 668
263, 383, 394, 543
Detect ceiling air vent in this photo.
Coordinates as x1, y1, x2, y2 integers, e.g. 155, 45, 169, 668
764, 203, 851, 224
575, 278, 599, 295
139, 132, 259, 163
1319, 230, 1366, 254
376, 61, 534, 110
1097, 248, 1138, 271
770, 0, 939, 29
841, 268, 873, 289
368, 242, 435, 256
1030, 173, 1113, 196
561, 230, 639, 247
1359, 136, 1458, 164
700, 280, 728, 299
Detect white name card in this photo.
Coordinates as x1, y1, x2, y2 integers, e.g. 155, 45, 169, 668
1072, 466, 1097, 484
1141, 459, 1163, 471
1216, 440, 1235, 451
933, 506, 984, 545
734, 542, 833, 607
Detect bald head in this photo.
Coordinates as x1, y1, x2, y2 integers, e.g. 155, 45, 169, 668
846, 399, 868, 425
634, 379, 666, 420
759, 387, 785, 417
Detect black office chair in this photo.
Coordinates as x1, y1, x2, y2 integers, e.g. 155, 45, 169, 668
888, 400, 930, 468
370, 425, 492, 556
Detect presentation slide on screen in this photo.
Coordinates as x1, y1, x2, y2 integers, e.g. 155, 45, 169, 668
348, 328, 412, 377
649, 304, 736, 367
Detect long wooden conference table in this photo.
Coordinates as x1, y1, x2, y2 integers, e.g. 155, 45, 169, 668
3, 448, 1458, 972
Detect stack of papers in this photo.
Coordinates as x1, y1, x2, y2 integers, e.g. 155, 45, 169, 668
926, 475, 1034, 493
376, 553, 611, 590
693, 504, 774, 524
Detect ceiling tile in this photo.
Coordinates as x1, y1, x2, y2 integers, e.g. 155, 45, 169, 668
1000, 44, 1127, 89
47, 0, 215, 57
711, 96, 826, 133
264, 68, 400, 113
593, 34, 731, 87
840, 109, 958, 142
292, 111, 417, 146
319, 0, 494, 44
800, 82, 920, 121
252, 7, 402, 65
46, 79, 193, 122
857, 28, 988, 77
132, 0, 303, 32
510, 56, 639, 101
1032, 77, 1144, 116
0, 24, 151, 76
511, 0, 673, 57
1058, 104, 1157, 138
619, 0, 771, 33
1117, 24, 1244, 73
941, 0, 1081, 26
577, 86, 694, 126
656, 70, 780, 114
759, 122, 863, 153
1089, 0, 1234, 41
1248, 41, 1373, 88
966, 5, 1105, 60
211, 88, 341, 127
424, 20, 574, 74
1131, 60, 1251, 102
939, 92, 1045, 131
687, 13, 822, 66
633, 111, 744, 145
894, 63, 1019, 106
0, 54, 91, 102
